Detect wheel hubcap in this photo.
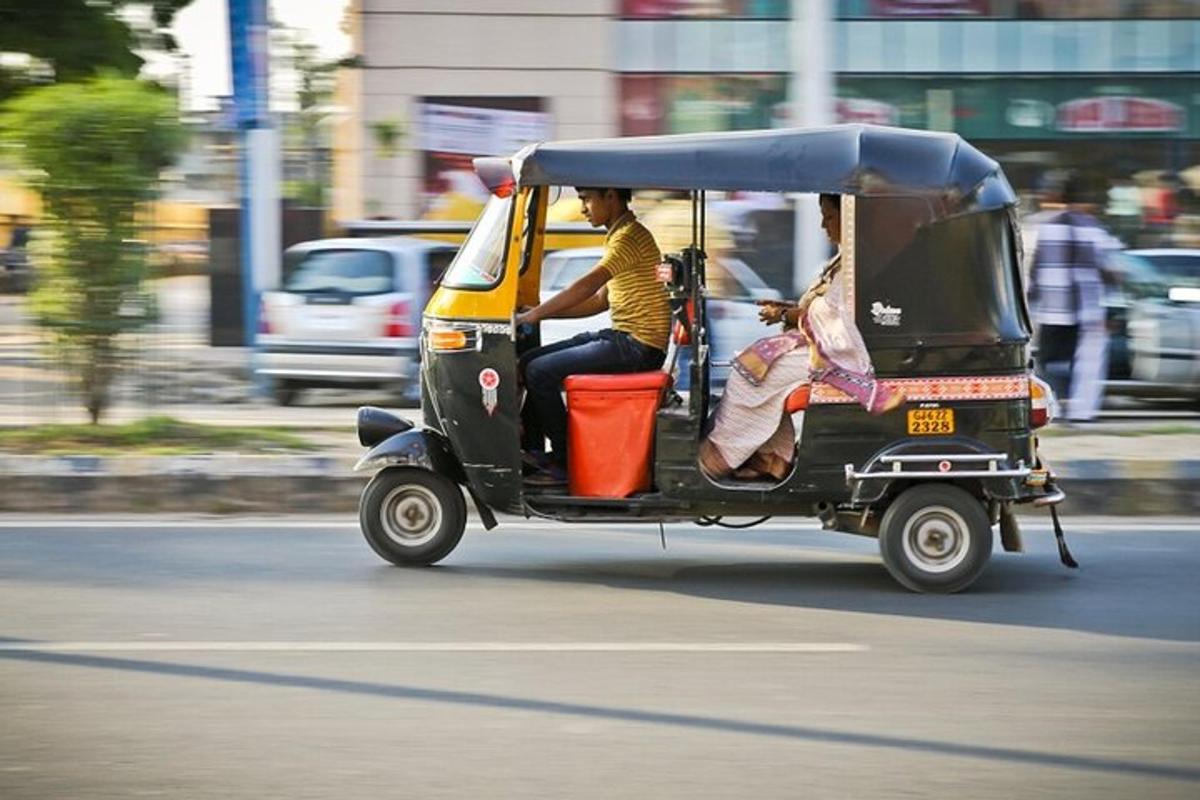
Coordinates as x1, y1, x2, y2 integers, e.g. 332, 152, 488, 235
380, 484, 442, 547
901, 505, 970, 574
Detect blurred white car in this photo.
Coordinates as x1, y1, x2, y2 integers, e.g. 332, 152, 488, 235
538, 247, 782, 386
255, 237, 456, 405
1118, 249, 1200, 397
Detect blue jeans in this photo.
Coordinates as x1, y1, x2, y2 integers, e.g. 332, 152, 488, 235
519, 329, 665, 465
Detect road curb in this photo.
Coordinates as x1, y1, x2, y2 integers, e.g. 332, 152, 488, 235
0, 456, 1197, 516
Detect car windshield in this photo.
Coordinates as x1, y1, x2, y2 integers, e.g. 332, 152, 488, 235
1136, 253, 1200, 287
283, 249, 394, 294
440, 195, 512, 289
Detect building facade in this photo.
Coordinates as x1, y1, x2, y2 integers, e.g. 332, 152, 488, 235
333, 0, 615, 221
335, 0, 1200, 221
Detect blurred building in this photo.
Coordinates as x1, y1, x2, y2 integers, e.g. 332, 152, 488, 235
333, 0, 614, 221
334, 0, 1200, 224
832, 0, 1200, 216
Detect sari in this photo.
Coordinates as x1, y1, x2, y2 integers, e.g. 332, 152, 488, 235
699, 254, 902, 480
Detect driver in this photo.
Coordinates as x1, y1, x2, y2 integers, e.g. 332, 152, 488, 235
515, 187, 671, 486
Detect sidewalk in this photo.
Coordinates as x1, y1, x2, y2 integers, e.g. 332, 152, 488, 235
1, 417, 1196, 516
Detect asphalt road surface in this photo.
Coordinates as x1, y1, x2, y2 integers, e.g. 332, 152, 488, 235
1, 516, 1197, 799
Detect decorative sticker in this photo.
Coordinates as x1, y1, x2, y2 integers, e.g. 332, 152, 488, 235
479, 368, 500, 416
870, 301, 902, 327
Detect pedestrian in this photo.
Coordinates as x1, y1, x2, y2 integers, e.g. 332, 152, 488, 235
1027, 172, 1117, 423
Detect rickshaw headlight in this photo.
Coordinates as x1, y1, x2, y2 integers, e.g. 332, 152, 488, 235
427, 326, 479, 352
1030, 376, 1056, 429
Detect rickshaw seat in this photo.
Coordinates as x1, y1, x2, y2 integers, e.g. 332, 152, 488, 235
563, 371, 671, 498
562, 372, 671, 392
784, 384, 810, 414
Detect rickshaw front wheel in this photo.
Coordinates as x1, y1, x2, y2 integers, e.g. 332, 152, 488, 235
359, 467, 467, 566
878, 484, 993, 594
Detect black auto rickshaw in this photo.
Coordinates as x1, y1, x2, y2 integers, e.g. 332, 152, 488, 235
352, 125, 1071, 593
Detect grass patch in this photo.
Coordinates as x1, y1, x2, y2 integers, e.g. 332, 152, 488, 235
0, 416, 319, 455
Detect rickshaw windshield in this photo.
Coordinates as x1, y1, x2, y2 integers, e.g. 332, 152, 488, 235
439, 195, 512, 290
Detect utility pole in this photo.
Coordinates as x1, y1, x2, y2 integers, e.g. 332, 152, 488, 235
790, 0, 834, 293
228, 0, 281, 347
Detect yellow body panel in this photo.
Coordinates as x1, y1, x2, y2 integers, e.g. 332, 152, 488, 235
517, 189, 549, 310
424, 188, 531, 322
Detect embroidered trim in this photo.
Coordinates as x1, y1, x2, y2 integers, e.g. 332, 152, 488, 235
842, 194, 856, 324
810, 375, 1030, 404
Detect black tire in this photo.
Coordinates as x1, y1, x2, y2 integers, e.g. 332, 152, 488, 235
271, 380, 300, 406
878, 484, 993, 594
359, 467, 467, 566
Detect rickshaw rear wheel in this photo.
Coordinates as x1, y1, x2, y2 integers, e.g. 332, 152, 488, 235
359, 467, 467, 566
878, 484, 993, 594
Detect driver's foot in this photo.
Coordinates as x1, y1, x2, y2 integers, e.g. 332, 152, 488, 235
524, 461, 567, 487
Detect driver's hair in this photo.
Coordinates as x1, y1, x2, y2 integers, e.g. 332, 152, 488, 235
819, 192, 840, 209
575, 187, 633, 203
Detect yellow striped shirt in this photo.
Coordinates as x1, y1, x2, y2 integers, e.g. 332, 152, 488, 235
600, 212, 671, 351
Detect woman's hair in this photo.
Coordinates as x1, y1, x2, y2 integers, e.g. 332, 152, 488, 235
819, 192, 840, 208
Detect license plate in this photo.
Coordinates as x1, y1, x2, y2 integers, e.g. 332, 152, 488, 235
907, 408, 955, 435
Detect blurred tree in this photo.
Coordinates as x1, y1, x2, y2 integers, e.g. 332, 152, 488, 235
283, 35, 361, 208
1, 76, 186, 423
0, 0, 191, 101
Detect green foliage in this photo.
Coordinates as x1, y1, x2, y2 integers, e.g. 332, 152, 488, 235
370, 119, 404, 159
1, 76, 186, 423
282, 36, 350, 209
0, 1, 192, 100
0, 417, 316, 455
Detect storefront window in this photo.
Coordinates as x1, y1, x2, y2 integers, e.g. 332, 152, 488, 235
620, 74, 788, 136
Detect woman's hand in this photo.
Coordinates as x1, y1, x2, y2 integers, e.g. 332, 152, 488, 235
756, 300, 793, 325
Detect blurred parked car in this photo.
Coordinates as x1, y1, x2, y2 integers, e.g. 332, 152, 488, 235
255, 237, 456, 405
538, 247, 782, 387
1103, 248, 1200, 399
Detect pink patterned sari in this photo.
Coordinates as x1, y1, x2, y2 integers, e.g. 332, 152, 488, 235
699, 255, 902, 480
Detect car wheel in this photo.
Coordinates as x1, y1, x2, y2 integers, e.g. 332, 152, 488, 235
359, 467, 467, 567
878, 484, 993, 594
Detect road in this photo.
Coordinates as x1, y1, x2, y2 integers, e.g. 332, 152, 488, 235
1, 516, 1197, 799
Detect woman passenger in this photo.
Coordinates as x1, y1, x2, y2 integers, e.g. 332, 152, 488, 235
698, 194, 905, 482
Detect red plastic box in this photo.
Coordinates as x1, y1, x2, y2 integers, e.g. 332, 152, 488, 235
564, 371, 670, 498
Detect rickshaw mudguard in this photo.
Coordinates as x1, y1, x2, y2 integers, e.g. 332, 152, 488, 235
354, 428, 499, 530
354, 427, 467, 484
846, 437, 1032, 506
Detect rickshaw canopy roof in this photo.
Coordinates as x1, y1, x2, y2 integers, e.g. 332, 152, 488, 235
491, 125, 1016, 211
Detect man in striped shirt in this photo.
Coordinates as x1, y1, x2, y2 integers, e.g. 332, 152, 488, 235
516, 187, 671, 484
1028, 173, 1118, 423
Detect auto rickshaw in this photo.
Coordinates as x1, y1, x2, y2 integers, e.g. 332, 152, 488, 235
352, 125, 1072, 594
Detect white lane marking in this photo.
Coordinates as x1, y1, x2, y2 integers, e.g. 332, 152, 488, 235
0, 641, 867, 654
0, 518, 1197, 532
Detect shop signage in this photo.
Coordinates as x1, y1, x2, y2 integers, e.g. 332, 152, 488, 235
837, 77, 1196, 139
837, 98, 899, 126
869, 0, 991, 15
418, 103, 551, 156
1056, 96, 1184, 133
